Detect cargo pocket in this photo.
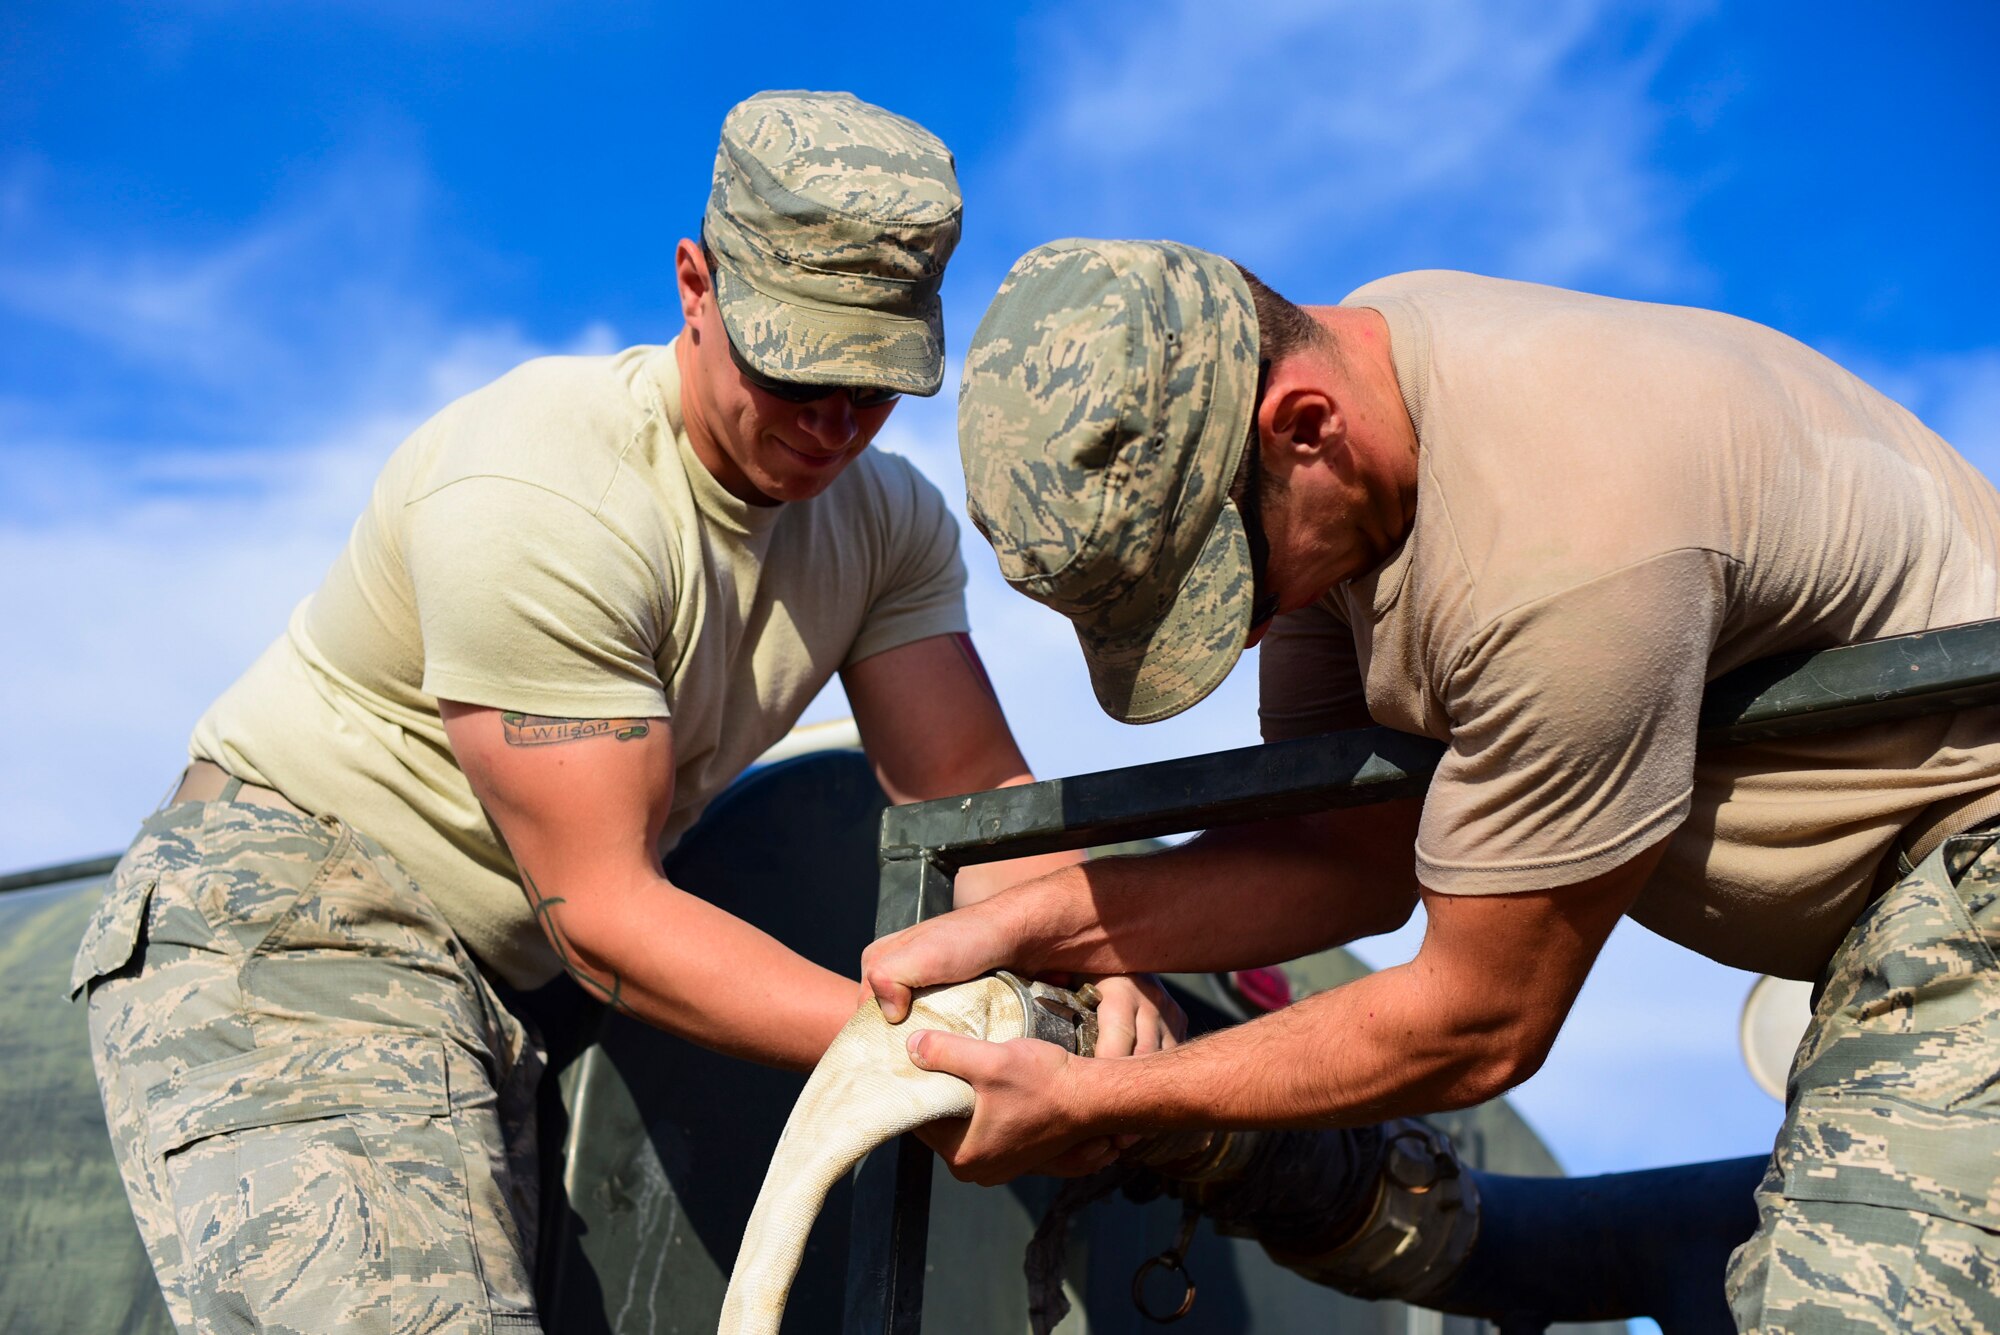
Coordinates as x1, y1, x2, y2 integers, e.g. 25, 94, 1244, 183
146, 1033, 537, 1333
1781, 1091, 2000, 1232
68, 872, 158, 1000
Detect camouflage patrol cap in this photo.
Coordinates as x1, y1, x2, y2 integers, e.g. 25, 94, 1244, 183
704, 90, 961, 397
959, 239, 1260, 724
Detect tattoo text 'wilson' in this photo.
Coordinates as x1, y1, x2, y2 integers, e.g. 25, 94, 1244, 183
500, 713, 651, 748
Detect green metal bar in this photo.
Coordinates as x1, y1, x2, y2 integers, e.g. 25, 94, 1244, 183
1697, 619, 2000, 744
0, 854, 118, 894
842, 1136, 940, 1335
879, 724, 1442, 871
872, 850, 957, 938
881, 619, 2000, 873
845, 853, 955, 1335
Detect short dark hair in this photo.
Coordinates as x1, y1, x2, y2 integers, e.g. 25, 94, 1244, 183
1229, 355, 1279, 626
1228, 260, 1326, 543
1228, 266, 1319, 626
1232, 262, 1322, 365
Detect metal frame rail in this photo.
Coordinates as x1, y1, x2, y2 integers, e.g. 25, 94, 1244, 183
0, 854, 121, 894
842, 617, 2000, 1334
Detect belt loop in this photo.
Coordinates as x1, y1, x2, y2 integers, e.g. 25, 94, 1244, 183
218, 776, 244, 805
157, 765, 193, 812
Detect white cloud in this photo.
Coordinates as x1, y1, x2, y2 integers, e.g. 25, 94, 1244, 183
0, 143, 615, 869
0, 318, 610, 871
0, 146, 479, 440
984, 0, 1710, 292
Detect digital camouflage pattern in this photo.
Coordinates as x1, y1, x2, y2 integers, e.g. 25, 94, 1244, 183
705, 90, 960, 396
72, 792, 544, 1334
958, 239, 1261, 723
1726, 827, 2000, 1332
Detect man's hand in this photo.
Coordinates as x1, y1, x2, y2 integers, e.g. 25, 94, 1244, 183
859, 897, 1028, 1024
904, 1031, 1119, 1185
1081, 973, 1185, 1057
857, 898, 1192, 1052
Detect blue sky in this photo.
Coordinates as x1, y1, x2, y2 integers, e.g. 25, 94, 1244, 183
5, 1, 1998, 1180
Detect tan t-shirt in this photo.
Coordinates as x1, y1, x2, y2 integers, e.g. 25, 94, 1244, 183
1259, 272, 2000, 979
193, 341, 968, 987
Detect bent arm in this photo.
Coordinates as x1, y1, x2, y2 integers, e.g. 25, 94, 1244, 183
908, 840, 1661, 1183
1087, 840, 1660, 1129
442, 702, 856, 1072
863, 797, 1423, 1022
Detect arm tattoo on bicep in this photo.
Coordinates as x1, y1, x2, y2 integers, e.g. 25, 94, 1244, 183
501, 712, 651, 747
522, 871, 635, 1015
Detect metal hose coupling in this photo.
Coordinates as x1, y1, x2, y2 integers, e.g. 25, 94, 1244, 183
1250, 1118, 1481, 1304
1122, 1118, 1483, 1306
993, 972, 1102, 1055
1015, 981, 1481, 1322
998, 977, 1485, 1304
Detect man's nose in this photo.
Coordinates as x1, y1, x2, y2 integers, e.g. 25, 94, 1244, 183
795, 393, 859, 452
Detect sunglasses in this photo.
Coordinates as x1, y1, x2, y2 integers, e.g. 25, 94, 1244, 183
725, 328, 902, 410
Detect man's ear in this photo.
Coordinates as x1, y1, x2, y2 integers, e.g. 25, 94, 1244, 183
1259, 376, 1342, 464
673, 239, 709, 324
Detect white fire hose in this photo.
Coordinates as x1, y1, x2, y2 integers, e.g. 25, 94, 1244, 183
717, 971, 1484, 1335
717, 973, 1092, 1335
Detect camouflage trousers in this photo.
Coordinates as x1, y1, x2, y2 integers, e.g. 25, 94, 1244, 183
1726, 826, 2000, 1332
71, 789, 546, 1334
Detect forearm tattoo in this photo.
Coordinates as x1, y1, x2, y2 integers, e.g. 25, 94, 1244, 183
500, 712, 651, 747
522, 870, 635, 1015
